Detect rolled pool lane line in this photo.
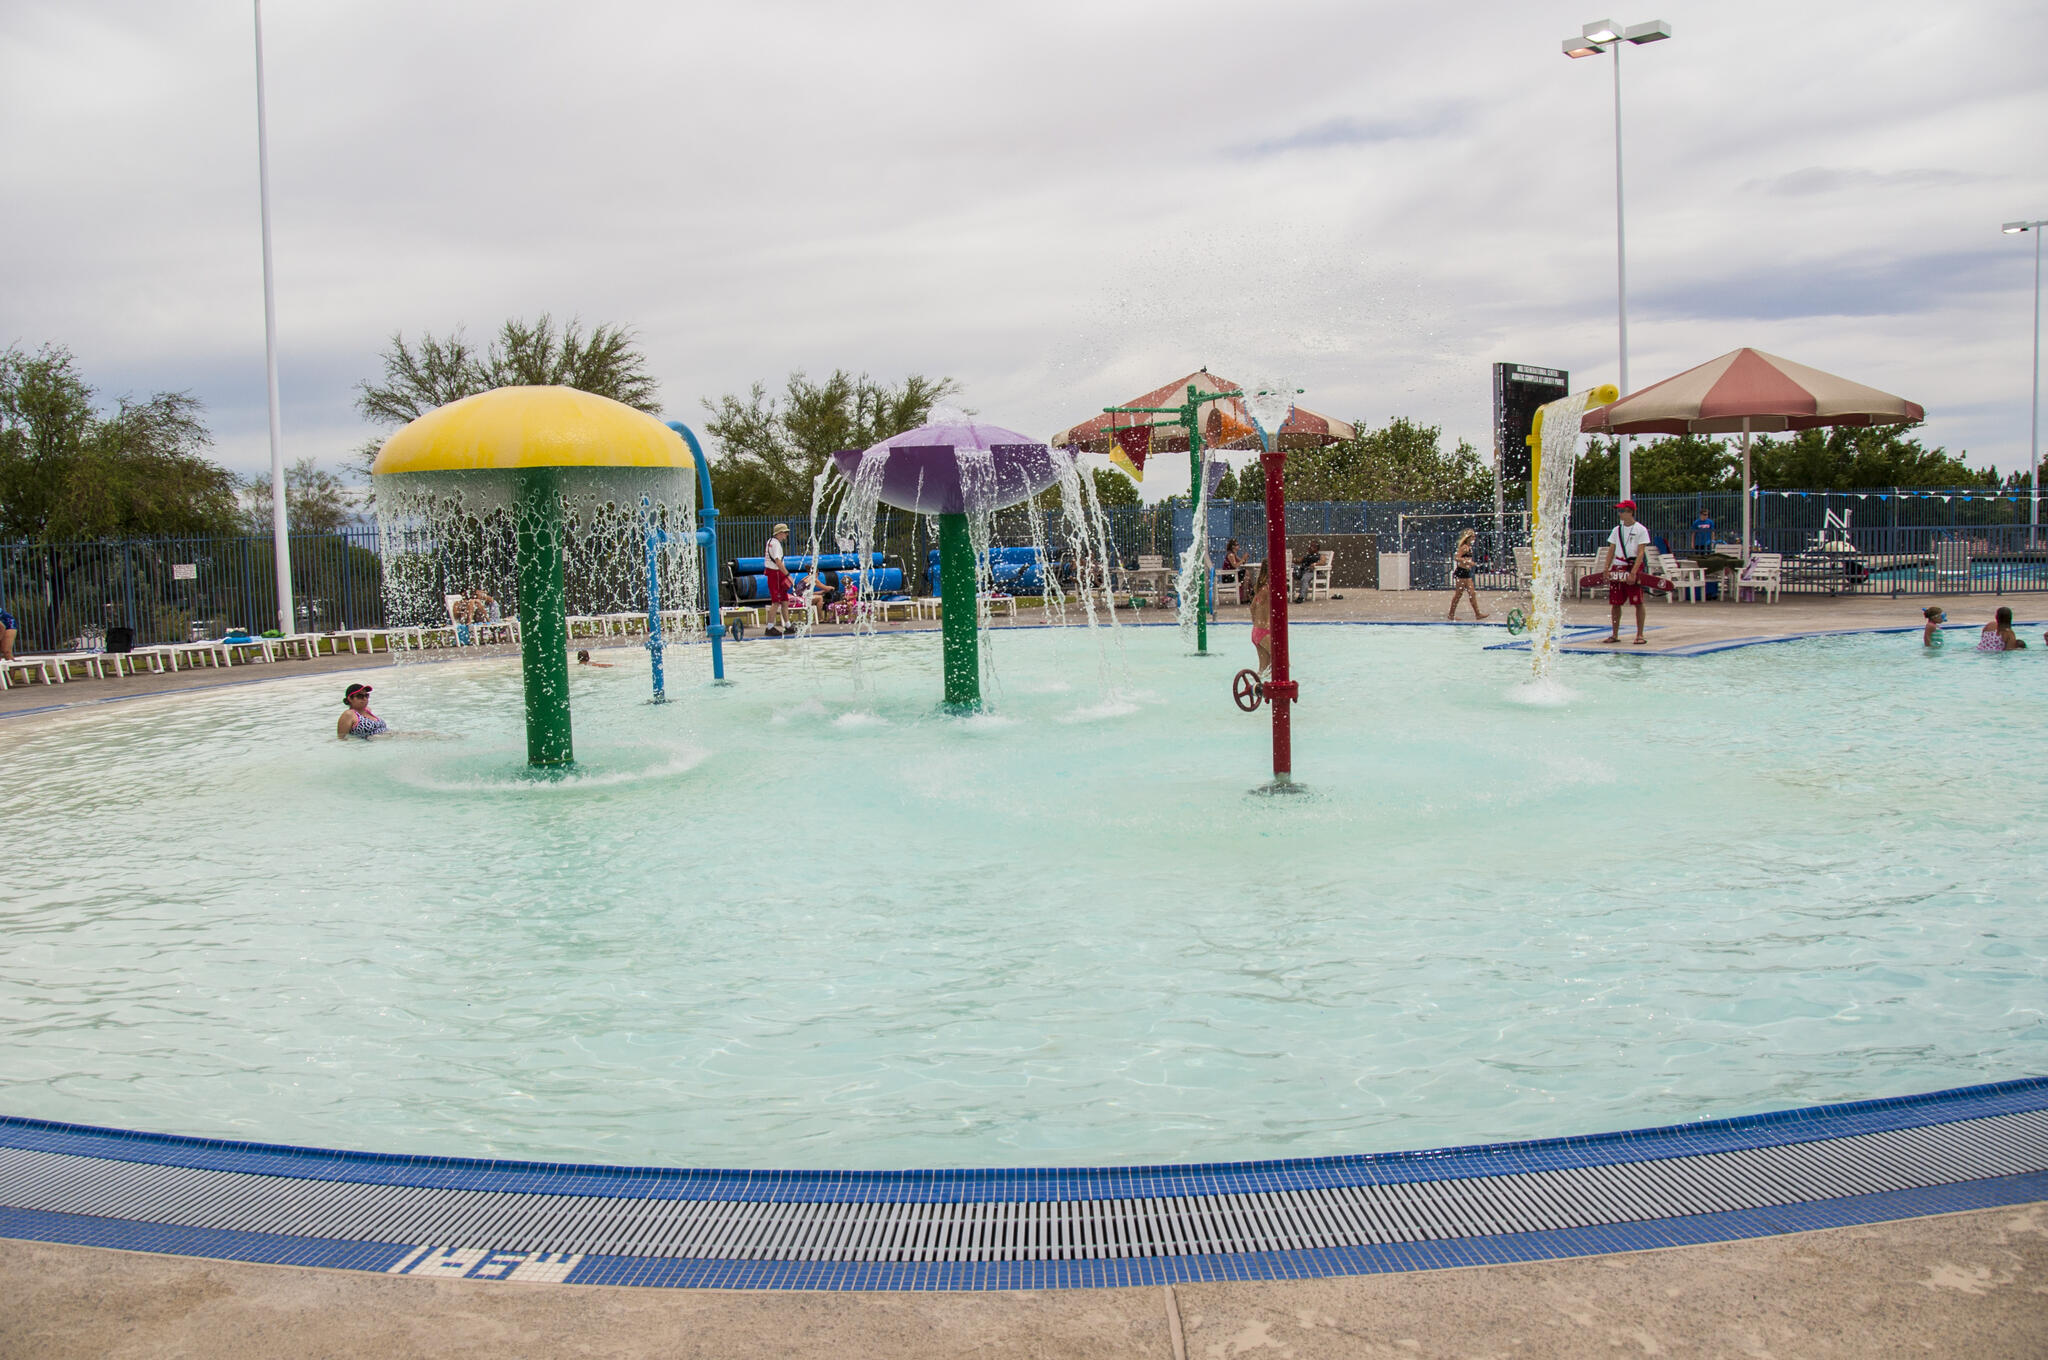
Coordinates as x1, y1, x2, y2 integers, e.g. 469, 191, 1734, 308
1, 1076, 2042, 1291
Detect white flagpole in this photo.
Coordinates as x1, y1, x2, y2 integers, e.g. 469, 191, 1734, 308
254, 0, 294, 635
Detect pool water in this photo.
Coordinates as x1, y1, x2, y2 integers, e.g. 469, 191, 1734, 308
1, 625, 2042, 1169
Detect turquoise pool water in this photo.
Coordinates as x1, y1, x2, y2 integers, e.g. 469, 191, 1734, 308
1, 624, 2042, 1169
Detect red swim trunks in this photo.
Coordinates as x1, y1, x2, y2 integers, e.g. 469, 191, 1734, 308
767, 567, 796, 604
1607, 582, 1643, 607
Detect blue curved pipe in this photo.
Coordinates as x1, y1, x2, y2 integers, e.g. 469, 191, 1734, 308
645, 420, 725, 690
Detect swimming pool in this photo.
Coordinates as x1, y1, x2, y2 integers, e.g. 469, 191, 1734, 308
1, 625, 2041, 1170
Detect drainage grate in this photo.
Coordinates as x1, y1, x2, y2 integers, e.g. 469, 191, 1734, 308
4, 1108, 2044, 1264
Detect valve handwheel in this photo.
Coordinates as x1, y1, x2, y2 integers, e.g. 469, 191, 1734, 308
1232, 669, 1264, 711
1506, 608, 1526, 635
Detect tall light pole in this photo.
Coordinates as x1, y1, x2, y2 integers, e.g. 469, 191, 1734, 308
253, 0, 294, 635
2005, 218, 2045, 545
1563, 18, 1671, 503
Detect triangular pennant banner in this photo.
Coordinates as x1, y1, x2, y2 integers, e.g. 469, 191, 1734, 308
1109, 423, 1152, 482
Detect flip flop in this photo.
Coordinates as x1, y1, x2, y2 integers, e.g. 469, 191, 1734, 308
1632, 637, 1648, 645
1600, 636, 1619, 644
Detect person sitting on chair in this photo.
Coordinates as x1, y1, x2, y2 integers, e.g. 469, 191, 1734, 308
1291, 540, 1323, 603
1221, 539, 1248, 604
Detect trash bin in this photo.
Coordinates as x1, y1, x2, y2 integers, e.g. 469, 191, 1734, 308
105, 626, 135, 653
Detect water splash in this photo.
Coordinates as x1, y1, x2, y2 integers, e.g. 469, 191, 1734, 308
1525, 390, 1594, 684
375, 467, 703, 681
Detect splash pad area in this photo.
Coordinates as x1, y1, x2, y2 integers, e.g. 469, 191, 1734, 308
4, 388, 2045, 1292
5, 622, 2044, 1170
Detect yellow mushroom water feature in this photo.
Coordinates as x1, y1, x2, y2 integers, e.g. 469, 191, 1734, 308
372, 386, 701, 768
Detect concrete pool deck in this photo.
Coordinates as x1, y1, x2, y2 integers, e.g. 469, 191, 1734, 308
4, 587, 2043, 1355
5, 1202, 2043, 1358
3, 586, 2037, 721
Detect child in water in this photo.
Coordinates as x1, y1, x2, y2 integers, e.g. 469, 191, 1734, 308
1977, 606, 2027, 652
576, 649, 614, 668
1921, 606, 1945, 647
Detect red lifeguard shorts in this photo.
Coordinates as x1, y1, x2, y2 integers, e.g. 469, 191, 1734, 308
767, 568, 796, 604
1607, 582, 1643, 607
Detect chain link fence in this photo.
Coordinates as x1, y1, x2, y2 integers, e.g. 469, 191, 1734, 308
6, 487, 2040, 650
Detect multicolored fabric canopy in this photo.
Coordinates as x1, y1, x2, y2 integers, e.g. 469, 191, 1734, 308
1052, 370, 1354, 481
1580, 349, 1924, 435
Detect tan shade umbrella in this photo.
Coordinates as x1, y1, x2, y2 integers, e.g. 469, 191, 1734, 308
1053, 370, 1355, 469
1580, 349, 1925, 561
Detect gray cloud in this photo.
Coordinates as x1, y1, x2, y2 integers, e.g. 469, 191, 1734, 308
1742, 167, 1984, 197
1232, 106, 1473, 159
2, 0, 2044, 496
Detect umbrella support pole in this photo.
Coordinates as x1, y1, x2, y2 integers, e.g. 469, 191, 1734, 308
1188, 439, 1208, 654
1104, 382, 1246, 658
515, 467, 575, 769
938, 512, 980, 712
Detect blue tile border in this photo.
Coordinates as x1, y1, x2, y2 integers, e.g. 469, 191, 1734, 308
4, 1076, 2043, 1206
3, 1170, 2042, 1291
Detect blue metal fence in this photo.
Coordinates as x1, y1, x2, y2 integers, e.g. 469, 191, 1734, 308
5, 487, 2040, 649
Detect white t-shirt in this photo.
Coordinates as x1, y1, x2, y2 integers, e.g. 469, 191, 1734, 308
764, 536, 785, 573
1608, 521, 1651, 570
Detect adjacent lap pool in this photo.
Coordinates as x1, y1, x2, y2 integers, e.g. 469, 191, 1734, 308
1, 624, 2042, 1171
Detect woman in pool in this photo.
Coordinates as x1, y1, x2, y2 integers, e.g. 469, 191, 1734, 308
1921, 606, 1946, 647
1977, 606, 2027, 652
1248, 560, 1273, 678
1446, 528, 1488, 621
336, 682, 387, 739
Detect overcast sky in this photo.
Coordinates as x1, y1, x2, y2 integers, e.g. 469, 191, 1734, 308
4, 1, 2044, 501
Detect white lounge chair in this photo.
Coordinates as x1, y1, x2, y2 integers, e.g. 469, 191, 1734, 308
1213, 566, 1242, 606
1, 656, 60, 687
1643, 547, 1701, 603
1736, 552, 1783, 603
1299, 552, 1333, 602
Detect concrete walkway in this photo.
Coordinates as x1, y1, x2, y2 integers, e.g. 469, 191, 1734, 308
4, 1203, 2042, 1359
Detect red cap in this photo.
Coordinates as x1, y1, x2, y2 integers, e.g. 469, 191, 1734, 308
1615, 499, 1638, 511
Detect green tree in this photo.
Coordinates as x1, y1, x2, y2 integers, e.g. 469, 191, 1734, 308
701, 370, 963, 515
1281, 418, 1492, 503
1570, 434, 1740, 498
1750, 426, 1991, 490
353, 315, 660, 479
1572, 426, 1986, 498
0, 344, 239, 541
241, 457, 358, 534
1091, 465, 1141, 507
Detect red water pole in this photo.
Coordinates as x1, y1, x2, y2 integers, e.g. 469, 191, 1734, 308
1260, 447, 1296, 783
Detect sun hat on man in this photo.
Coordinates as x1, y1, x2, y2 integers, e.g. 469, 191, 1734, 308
773, 522, 789, 535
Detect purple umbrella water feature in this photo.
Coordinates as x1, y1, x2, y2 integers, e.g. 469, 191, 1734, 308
830, 421, 1076, 710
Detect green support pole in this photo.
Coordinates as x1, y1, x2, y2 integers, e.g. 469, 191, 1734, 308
1186, 390, 1208, 654
515, 468, 574, 767
937, 511, 980, 710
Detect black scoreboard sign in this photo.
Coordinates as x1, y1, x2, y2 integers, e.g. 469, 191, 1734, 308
1492, 363, 1568, 483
